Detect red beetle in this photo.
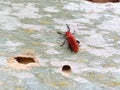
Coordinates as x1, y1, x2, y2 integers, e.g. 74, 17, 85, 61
58, 24, 80, 53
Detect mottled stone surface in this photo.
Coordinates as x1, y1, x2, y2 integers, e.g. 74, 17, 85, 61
0, 0, 120, 90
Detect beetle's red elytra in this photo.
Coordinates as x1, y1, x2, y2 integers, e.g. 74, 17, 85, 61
59, 24, 80, 53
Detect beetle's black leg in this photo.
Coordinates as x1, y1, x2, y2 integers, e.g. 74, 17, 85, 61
72, 30, 75, 34
76, 40, 81, 47
57, 31, 65, 35
76, 40, 80, 44
68, 44, 73, 52
60, 38, 67, 47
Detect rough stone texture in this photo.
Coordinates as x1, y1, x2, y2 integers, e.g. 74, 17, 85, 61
0, 0, 120, 90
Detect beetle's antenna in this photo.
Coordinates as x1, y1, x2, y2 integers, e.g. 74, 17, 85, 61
66, 24, 70, 31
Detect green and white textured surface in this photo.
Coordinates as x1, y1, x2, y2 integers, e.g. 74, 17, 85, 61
0, 0, 120, 90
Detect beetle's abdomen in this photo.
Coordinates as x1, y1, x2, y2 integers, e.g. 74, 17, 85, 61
67, 35, 79, 53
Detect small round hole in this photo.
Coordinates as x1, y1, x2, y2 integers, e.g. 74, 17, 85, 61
62, 65, 71, 72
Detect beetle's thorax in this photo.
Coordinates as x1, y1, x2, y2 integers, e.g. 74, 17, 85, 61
66, 31, 72, 37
